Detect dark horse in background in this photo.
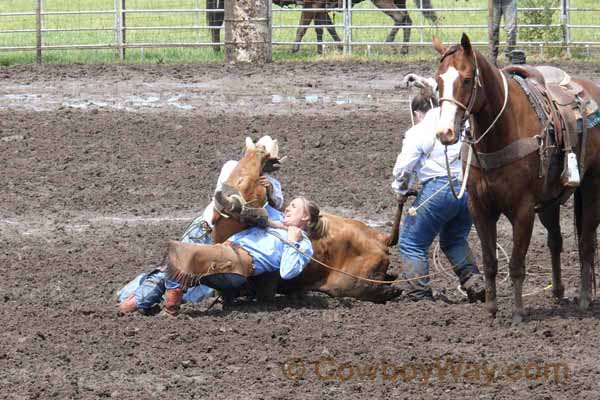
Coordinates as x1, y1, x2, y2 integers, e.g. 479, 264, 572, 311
433, 33, 600, 324
206, 0, 438, 54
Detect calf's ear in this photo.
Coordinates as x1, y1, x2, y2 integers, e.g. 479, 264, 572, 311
245, 136, 256, 151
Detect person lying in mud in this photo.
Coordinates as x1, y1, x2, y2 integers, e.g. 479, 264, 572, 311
117, 135, 285, 315
166, 197, 319, 307
392, 74, 485, 302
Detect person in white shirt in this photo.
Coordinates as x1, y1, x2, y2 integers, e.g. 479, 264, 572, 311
392, 85, 485, 302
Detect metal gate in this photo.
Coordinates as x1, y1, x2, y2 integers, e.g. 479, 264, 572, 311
1, 0, 599, 62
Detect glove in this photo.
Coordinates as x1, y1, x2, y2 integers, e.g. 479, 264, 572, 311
401, 73, 420, 88
396, 193, 408, 205
240, 205, 269, 228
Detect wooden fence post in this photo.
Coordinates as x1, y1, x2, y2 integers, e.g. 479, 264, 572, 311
561, 0, 571, 57
487, 0, 493, 58
120, 0, 127, 60
225, 0, 271, 63
36, 0, 42, 64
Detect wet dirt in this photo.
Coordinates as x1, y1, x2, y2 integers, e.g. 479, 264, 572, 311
2, 61, 600, 399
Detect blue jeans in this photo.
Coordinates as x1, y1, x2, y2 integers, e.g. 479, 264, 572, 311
398, 176, 480, 295
117, 269, 214, 310
117, 215, 214, 311
489, 0, 518, 60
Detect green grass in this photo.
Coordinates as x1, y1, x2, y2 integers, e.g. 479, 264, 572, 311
0, 0, 599, 64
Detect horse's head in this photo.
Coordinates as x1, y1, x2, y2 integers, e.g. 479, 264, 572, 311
211, 137, 270, 242
433, 33, 483, 145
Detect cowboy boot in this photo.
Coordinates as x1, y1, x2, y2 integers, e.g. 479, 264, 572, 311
461, 273, 486, 303
396, 257, 433, 301
163, 288, 184, 316
118, 295, 138, 314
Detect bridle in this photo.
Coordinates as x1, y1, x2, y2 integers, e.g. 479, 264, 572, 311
437, 45, 483, 128
436, 46, 509, 199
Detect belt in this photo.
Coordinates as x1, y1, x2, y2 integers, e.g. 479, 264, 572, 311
225, 241, 255, 275
423, 175, 453, 184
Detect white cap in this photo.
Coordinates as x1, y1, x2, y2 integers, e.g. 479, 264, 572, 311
256, 135, 280, 160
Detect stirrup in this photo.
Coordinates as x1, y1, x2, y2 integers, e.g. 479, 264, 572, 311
561, 152, 580, 188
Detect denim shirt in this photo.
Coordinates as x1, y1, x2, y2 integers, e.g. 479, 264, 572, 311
228, 227, 313, 280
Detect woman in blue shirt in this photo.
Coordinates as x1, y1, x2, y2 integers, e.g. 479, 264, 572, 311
167, 197, 319, 299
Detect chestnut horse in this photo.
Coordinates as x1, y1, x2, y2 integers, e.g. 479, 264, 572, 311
206, 0, 437, 55
433, 33, 600, 324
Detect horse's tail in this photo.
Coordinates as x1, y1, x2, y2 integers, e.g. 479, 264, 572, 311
413, 0, 438, 23
574, 188, 596, 295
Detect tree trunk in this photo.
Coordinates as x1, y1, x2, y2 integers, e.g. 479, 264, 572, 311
225, 0, 272, 63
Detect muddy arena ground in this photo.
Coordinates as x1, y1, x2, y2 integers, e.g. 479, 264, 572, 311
2, 61, 600, 399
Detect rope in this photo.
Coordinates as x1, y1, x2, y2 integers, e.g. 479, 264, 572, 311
432, 229, 553, 298
467, 70, 510, 146
179, 217, 212, 242
446, 144, 472, 200
408, 85, 415, 127
407, 178, 454, 217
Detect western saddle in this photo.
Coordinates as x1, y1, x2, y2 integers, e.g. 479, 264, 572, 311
503, 64, 600, 187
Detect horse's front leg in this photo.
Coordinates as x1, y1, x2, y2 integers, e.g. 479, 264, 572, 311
399, 12, 412, 55
537, 204, 565, 300
471, 209, 500, 319
508, 207, 536, 325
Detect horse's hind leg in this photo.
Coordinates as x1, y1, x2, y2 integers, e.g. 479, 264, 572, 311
383, 11, 411, 54
537, 204, 565, 300
372, 0, 405, 46
381, 0, 411, 54
575, 183, 600, 310
322, 12, 343, 51
419, 0, 438, 23
292, 11, 315, 53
